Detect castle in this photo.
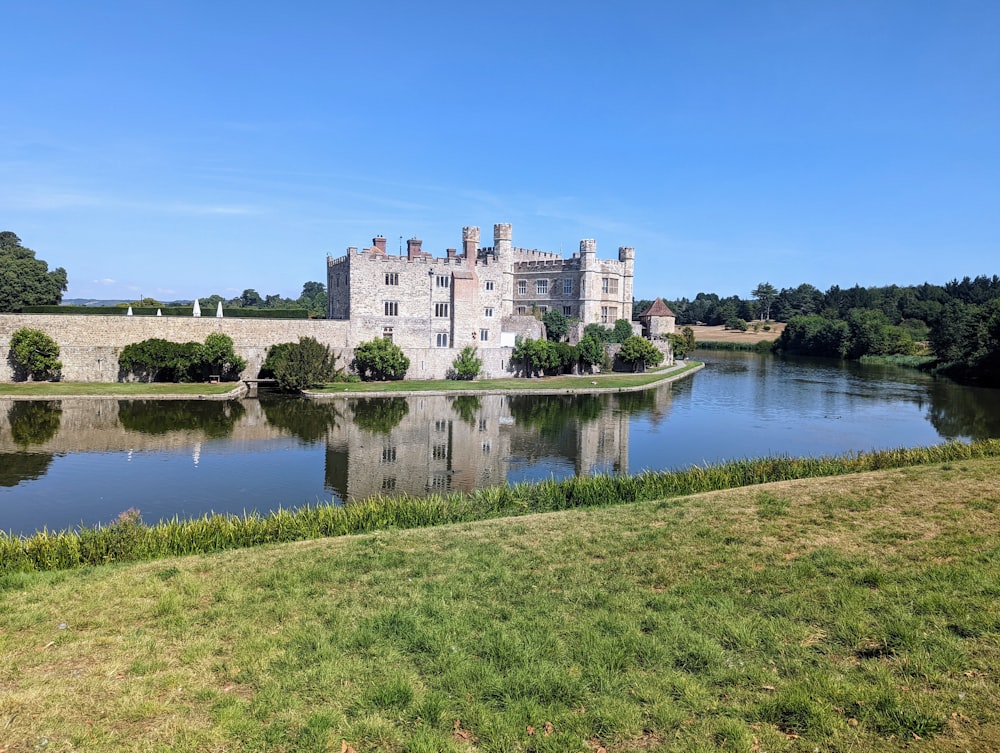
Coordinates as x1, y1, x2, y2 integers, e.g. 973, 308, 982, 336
326, 223, 635, 352
0, 223, 651, 383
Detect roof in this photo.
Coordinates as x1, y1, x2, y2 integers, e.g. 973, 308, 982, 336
639, 297, 675, 318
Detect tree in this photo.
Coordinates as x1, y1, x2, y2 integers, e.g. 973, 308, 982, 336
354, 338, 410, 381
450, 346, 482, 380
201, 333, 247, 380
752, 282, 778, 321
9, 328, 62, 381
512, 337, 558, 377
0, 232, 68, 312
618, 336, 664, 371
297, 281, 327, 318
611, 319, 634, 343
239, 289, 263, 308
577, 333, 606, 374
542, 310, 569, 341
267, 337, 340, 391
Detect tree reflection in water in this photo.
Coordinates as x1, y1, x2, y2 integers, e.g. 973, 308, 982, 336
8, 401, 62, 447
450, 395, 481, 426
260, 397, 344, 444
0, 452, 54, 487
116, 400, 246, 438
350, 397, 409, 435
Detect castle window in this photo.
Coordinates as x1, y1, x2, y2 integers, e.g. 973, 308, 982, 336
518, 280, 527, 295
602, 277, 618, 294
434, 302, 449, 317
517, 306, 527, 314
601, 306, 611, 324
432, 443, 447, 460
384, 301, 398, 316
484, 307, 494, 318
563, 306, 572, 316
563, 279, 573, 295
436, 333, 449, 347
436, 275, 450, 288
539, 305, 548, 313
385, 272, 399, 286
382, 476, 397, 491
435, 419, 447, 431
381, 446, 397, 463
485, 280, 495, 291
536, 280, 548, 295
383, 326, 394, 342
480, 329, 489, 342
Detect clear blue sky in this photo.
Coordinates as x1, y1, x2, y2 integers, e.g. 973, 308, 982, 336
2, 1, 997, 303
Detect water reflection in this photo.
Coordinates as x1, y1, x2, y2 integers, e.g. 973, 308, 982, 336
8, 401, 62, 447
117, 400, 246, 438
2, 354, 1000, 536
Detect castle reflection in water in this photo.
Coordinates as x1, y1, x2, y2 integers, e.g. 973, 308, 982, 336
0, 388, 671, 503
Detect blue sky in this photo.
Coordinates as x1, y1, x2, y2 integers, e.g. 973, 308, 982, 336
2, 1, 997, 303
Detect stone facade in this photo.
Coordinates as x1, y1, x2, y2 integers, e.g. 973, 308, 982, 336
0, 223, 640, 382
327, 222, 635, 349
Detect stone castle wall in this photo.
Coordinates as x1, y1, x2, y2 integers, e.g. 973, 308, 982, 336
0, 313, 520, 382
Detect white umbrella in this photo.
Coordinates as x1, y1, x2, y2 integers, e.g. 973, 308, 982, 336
216, 301, 223, 318
193, 299, 201, 317
126, 306, 133, 316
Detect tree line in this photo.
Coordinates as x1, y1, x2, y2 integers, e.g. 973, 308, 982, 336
635, 276, 1000, 384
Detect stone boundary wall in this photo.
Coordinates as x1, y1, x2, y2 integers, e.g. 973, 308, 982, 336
0, 314, 516, 382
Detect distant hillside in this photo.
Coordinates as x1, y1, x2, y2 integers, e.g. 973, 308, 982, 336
62, 299, 193, 307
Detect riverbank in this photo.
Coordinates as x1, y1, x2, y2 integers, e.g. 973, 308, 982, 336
3, 445, 998, 752
0, 362, 703, 400
306, 361, 703, 398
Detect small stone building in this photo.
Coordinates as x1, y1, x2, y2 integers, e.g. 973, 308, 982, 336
638, 298, 676, 339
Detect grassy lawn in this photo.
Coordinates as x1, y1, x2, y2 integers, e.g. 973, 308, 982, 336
2, 458, 998, 752
0, 382, 239, 397
310, 363, 700, 394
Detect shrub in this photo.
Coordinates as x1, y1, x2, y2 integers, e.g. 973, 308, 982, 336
618, 336, 664, 371
577, 333, 606, 372
542, 310, 570, 341
611, 318, 634, 343
450, 346, 482, 380
9, 328, 61, 381
354, 338, 410, 381
267, 337, 340, 391
201, 333, 246, 379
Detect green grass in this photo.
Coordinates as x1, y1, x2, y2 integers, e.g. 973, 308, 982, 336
4, 439, 999, 574
0, 381, 239, 396
310, 362, 700, 394
1, 455, 998, 752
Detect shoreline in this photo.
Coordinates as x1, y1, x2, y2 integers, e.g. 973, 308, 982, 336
0, 362, 704, 401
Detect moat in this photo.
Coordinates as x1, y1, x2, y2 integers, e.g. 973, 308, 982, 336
3, 351, 999, 536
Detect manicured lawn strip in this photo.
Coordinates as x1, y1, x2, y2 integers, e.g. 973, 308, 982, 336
0, 382, 238, 396
310, 363, 700, 394
3, 439, 999, 574
1, 458, 998, 752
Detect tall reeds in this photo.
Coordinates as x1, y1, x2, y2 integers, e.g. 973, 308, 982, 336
3, 439, 998, 574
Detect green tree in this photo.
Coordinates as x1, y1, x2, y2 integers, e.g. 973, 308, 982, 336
354, 338, 410, 381
268, 337, 341, 391
542, 310, 570, 341
450, 346, 482, 380
0, 232, 68, 312
201, 333, 247, 380
297, 281, 327, 318
618, 336, 664, 372
512, 337, 558, 377
584, 323, 612, 343
611, 318, 634, 343
577, 333, 607, 373
9, 328, 62, 381
752, 282, 778, 321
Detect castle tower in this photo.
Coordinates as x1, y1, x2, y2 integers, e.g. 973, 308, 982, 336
619, 246, 635, 322
462, 226, 479, 267
494, 223, 514, 313
579, 239, 600, 324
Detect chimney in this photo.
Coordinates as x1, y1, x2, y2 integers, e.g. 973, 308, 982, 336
447, 248, 457, 259
406, 237, 423, 261
462, 226, 480, 260
373, 236, 387, 253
